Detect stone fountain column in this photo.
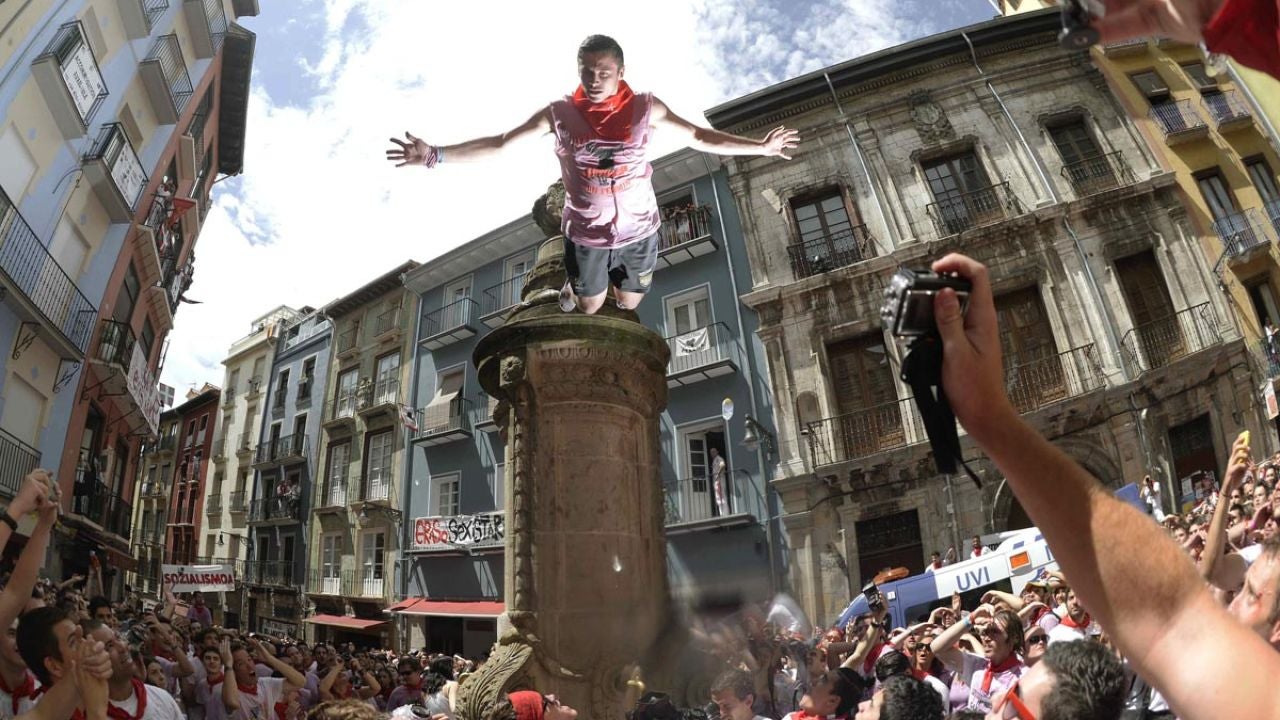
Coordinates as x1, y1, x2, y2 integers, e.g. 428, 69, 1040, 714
458, 184, 672, 720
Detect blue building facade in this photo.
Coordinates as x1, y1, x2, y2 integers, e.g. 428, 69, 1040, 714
398, 149, 780, 657
246, 307, 332, 638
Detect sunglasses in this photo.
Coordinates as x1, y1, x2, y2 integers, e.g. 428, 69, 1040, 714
1026, 634, 1048, 646
992, 678, 1036, 720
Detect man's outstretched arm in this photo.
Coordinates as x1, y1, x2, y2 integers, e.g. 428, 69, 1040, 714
651, 97, 799, 159
386, 108, 551, 167
931, 253, 1280, 720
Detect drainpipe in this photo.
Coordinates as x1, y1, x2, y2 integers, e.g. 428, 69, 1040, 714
823, 73, 898, 251
1062, 217, 1128, 380
702, 154, 778, 594
960, 31, 1061, 206
398, 283, 424, 649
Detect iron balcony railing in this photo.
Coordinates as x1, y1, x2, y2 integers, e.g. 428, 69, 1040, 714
159, 434, 177, 452
1060, 152, 1134, 198
1149, 100, 1208, 139
1121, 303, 1219, 373
926, 182, 1022, 237
72, 476, 132, 539
327, 391, 359, 423
474, 394, 496, 428
1004, 345, 1104, 415
423, 298, 478, 338
1266, 199, 1280, 239
374, 307, 401, 336
353, 567, 392, 599
657, 204, 714, 253
188, 92, 212, 168
362, 376, 400, 410
336, 327, 357, 354
186, 0, 228, 55
282, 320, 328, 351
481, 276, 528, 318
1215, 209, 1273, 257
142, 34, 194, 118
308, 568, 354, 596
664, 322, 738, 377
248, 496, 303, 523
135, 0, 170, 33
94, 320, 137, 367
228, 490, 248, 513
0, 186, 97, 355
362, 469, 392, 503
236, 432, 253, 454
804, 397, 927, 468
245, 561, 297, 587
38, 22, 108, 125
1203, 89, 1252, 127
211, 436, 226, 457
321, 469, 349, 508
1259, 338, 1280, 378
272, 385, 287, 411
0, 428, 38, 500
296, 377, 313, 405
415, 398, 473, 440
84, 123, 146, 211
786, 225, 874, 279
664, 475, 735, 526
205, 493, 222, 514
254, 434, 309, 465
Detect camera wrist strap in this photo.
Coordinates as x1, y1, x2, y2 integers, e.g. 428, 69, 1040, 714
901, 337, 982, 488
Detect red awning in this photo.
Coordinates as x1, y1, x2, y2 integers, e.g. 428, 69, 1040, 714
395, 599, 505, 618
386, 597, 419, 612
304, 614, 387, 629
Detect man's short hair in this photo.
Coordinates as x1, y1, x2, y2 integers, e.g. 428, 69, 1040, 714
201, 646, 221, 660
877, 675, 943, 720
873, 650, 912, 682
17, 606, 69, 686
428, 655, 454, 681
814, 668, 863, 716
993, 608, 1026, 655
577, 35, 624, 66
397, 656, 421, 674
1039, 640, 1125, 720
88, 596, 112, 616
710, 668, 755, 701
80, 618, 107, 636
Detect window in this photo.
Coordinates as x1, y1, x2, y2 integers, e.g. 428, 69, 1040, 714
922, 152, 1001, 234
197, 415, 208, 445
1169, 415, 1218, 485
326, 442, 350, 506
321, 534, 341, 578
1116, 251, 1182, 367
335, 368, 359, 418
205, 534, 216, 557
422, 367, 464, 432
434, 473, 460, 516
360, 531, 386, 595
1246, 280, 1280, 330
282, 535, 295, 567
492, 463, 505, 512
139, 317, 155, 363
1246, 157, 1280, 203
666, 288, 711, 336
501, 254, 534, 308
826, 334, 902, 459
665, 288, 716, 373
274, 369, 290, 409
787, 188, 864, 275
228, 369, 240, 394
114, 264, 140, 324
1182, 62, 1216, 90
375, 353, 400, 404
1196, 170, 1236, 221
1131, 71, 1171, 102
291, 415, 307, 454
299, 358, 316, 399
995, 288, 1065, 412
364, 431, 393, 501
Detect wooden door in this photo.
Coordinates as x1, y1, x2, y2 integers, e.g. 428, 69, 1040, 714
995, 287, 1065, 412
1116, 251, 1183, 367
828, 335, 901, 460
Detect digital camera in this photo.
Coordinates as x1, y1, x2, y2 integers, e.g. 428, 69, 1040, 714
880, 269, 972, 338
1059, 0, 1106, 50
862, 582, 884, 613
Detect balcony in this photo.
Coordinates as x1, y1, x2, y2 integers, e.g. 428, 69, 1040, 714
228, 490, 248, 514
803, 397, 927, 468
0, 428, 39, 501
336, 327, 359, 357
421, 298, 479, 350
1216, 209, 1274, 261
1203, 90, 1253, 132
271, 385, 287, 417
1102, 37, 1149, 57
246, 376, 263, 400
205, 493, 222, 514
245, 561, 297, 588
324, 392, 359, 433
71, 476, 133, 540
480, 276, 527, 329
92, 320, 136, 369
413, 398, 473, 446
353, 567, 392, 600
158, 434, 177, 454
656, 204, 718, 269
117, 0, 170, 39
32, 22, 107, 140
1121, 303, 1219, 373
474, 394, 499, 432
1149, 100, 1209, 145
296, 378, 313, 407
664, 322, 740, 388
410, 511, 505, 552
359, 377, 401, 420
88, 320, 161, 435
212, 436, 226, 462
248, 495, 303, 524
786, 225, 874, 280
308, 568, 354, 597
184, 0, 228, 58
1004, 345, 1105, 415
1265, 199, 1280, 240
282, 320, 328, 352
140, 35, 193, 124
1258, 339, 1280, 378
360, 471, 392, 503
1060, 152, 1135, 199
139, 481, 166, 499
0, 187, 97, 359
664, 476, 751, 528
223, 387, 236, 406
83, 124, 147, 222
253, 434, 309, 468
316, 471, 349, 514
235, 433, 253, 457
374, 306, 402, 340
926, 182, 1023, 238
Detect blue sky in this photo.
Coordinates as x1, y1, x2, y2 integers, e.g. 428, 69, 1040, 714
164, 0, 1000, 393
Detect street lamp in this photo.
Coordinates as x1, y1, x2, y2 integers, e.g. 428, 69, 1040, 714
357, 503, 403, 528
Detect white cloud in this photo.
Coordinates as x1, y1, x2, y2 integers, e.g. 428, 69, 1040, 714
160, 0, 924, 393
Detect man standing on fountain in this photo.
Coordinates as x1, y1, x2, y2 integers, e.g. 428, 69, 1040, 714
386, 34, 800, 314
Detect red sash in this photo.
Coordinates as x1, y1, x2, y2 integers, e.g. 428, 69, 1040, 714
106, 679, 148, 720
981, 654, 1021, 693
570, 81, 637, 141
0, 671, 38, 715
1060, 612, 1092, 631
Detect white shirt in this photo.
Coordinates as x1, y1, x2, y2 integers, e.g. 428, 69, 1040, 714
922, 674, 949, 709
970, 547, 990, 558
1239, 543, 1264, 567
210, 677, 286, 720
110, 684, 185, 720
1048, 619, 1098, 645
0, 671, 41, 720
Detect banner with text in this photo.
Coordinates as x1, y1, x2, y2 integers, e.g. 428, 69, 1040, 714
161, 564, 236, 593
413, 513, 505, 551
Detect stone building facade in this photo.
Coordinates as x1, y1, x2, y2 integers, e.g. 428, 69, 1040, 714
704, 9, 1268, 625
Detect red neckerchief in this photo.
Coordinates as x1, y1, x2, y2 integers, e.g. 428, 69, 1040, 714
911, 667, 931, 681
106, 679, 148, 720
238, 681, 259, 696
1030, 606, 1052, 625
570, 80, 637, 141
274, 702, 289, 720
862, 642, 888, 674
206, 672, 225, 689
1060, 612, 1092, 630
981, 654, 1021, 693
0, 670, 38, 714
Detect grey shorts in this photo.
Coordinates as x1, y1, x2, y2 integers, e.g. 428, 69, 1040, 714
564, 232, 658, 298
